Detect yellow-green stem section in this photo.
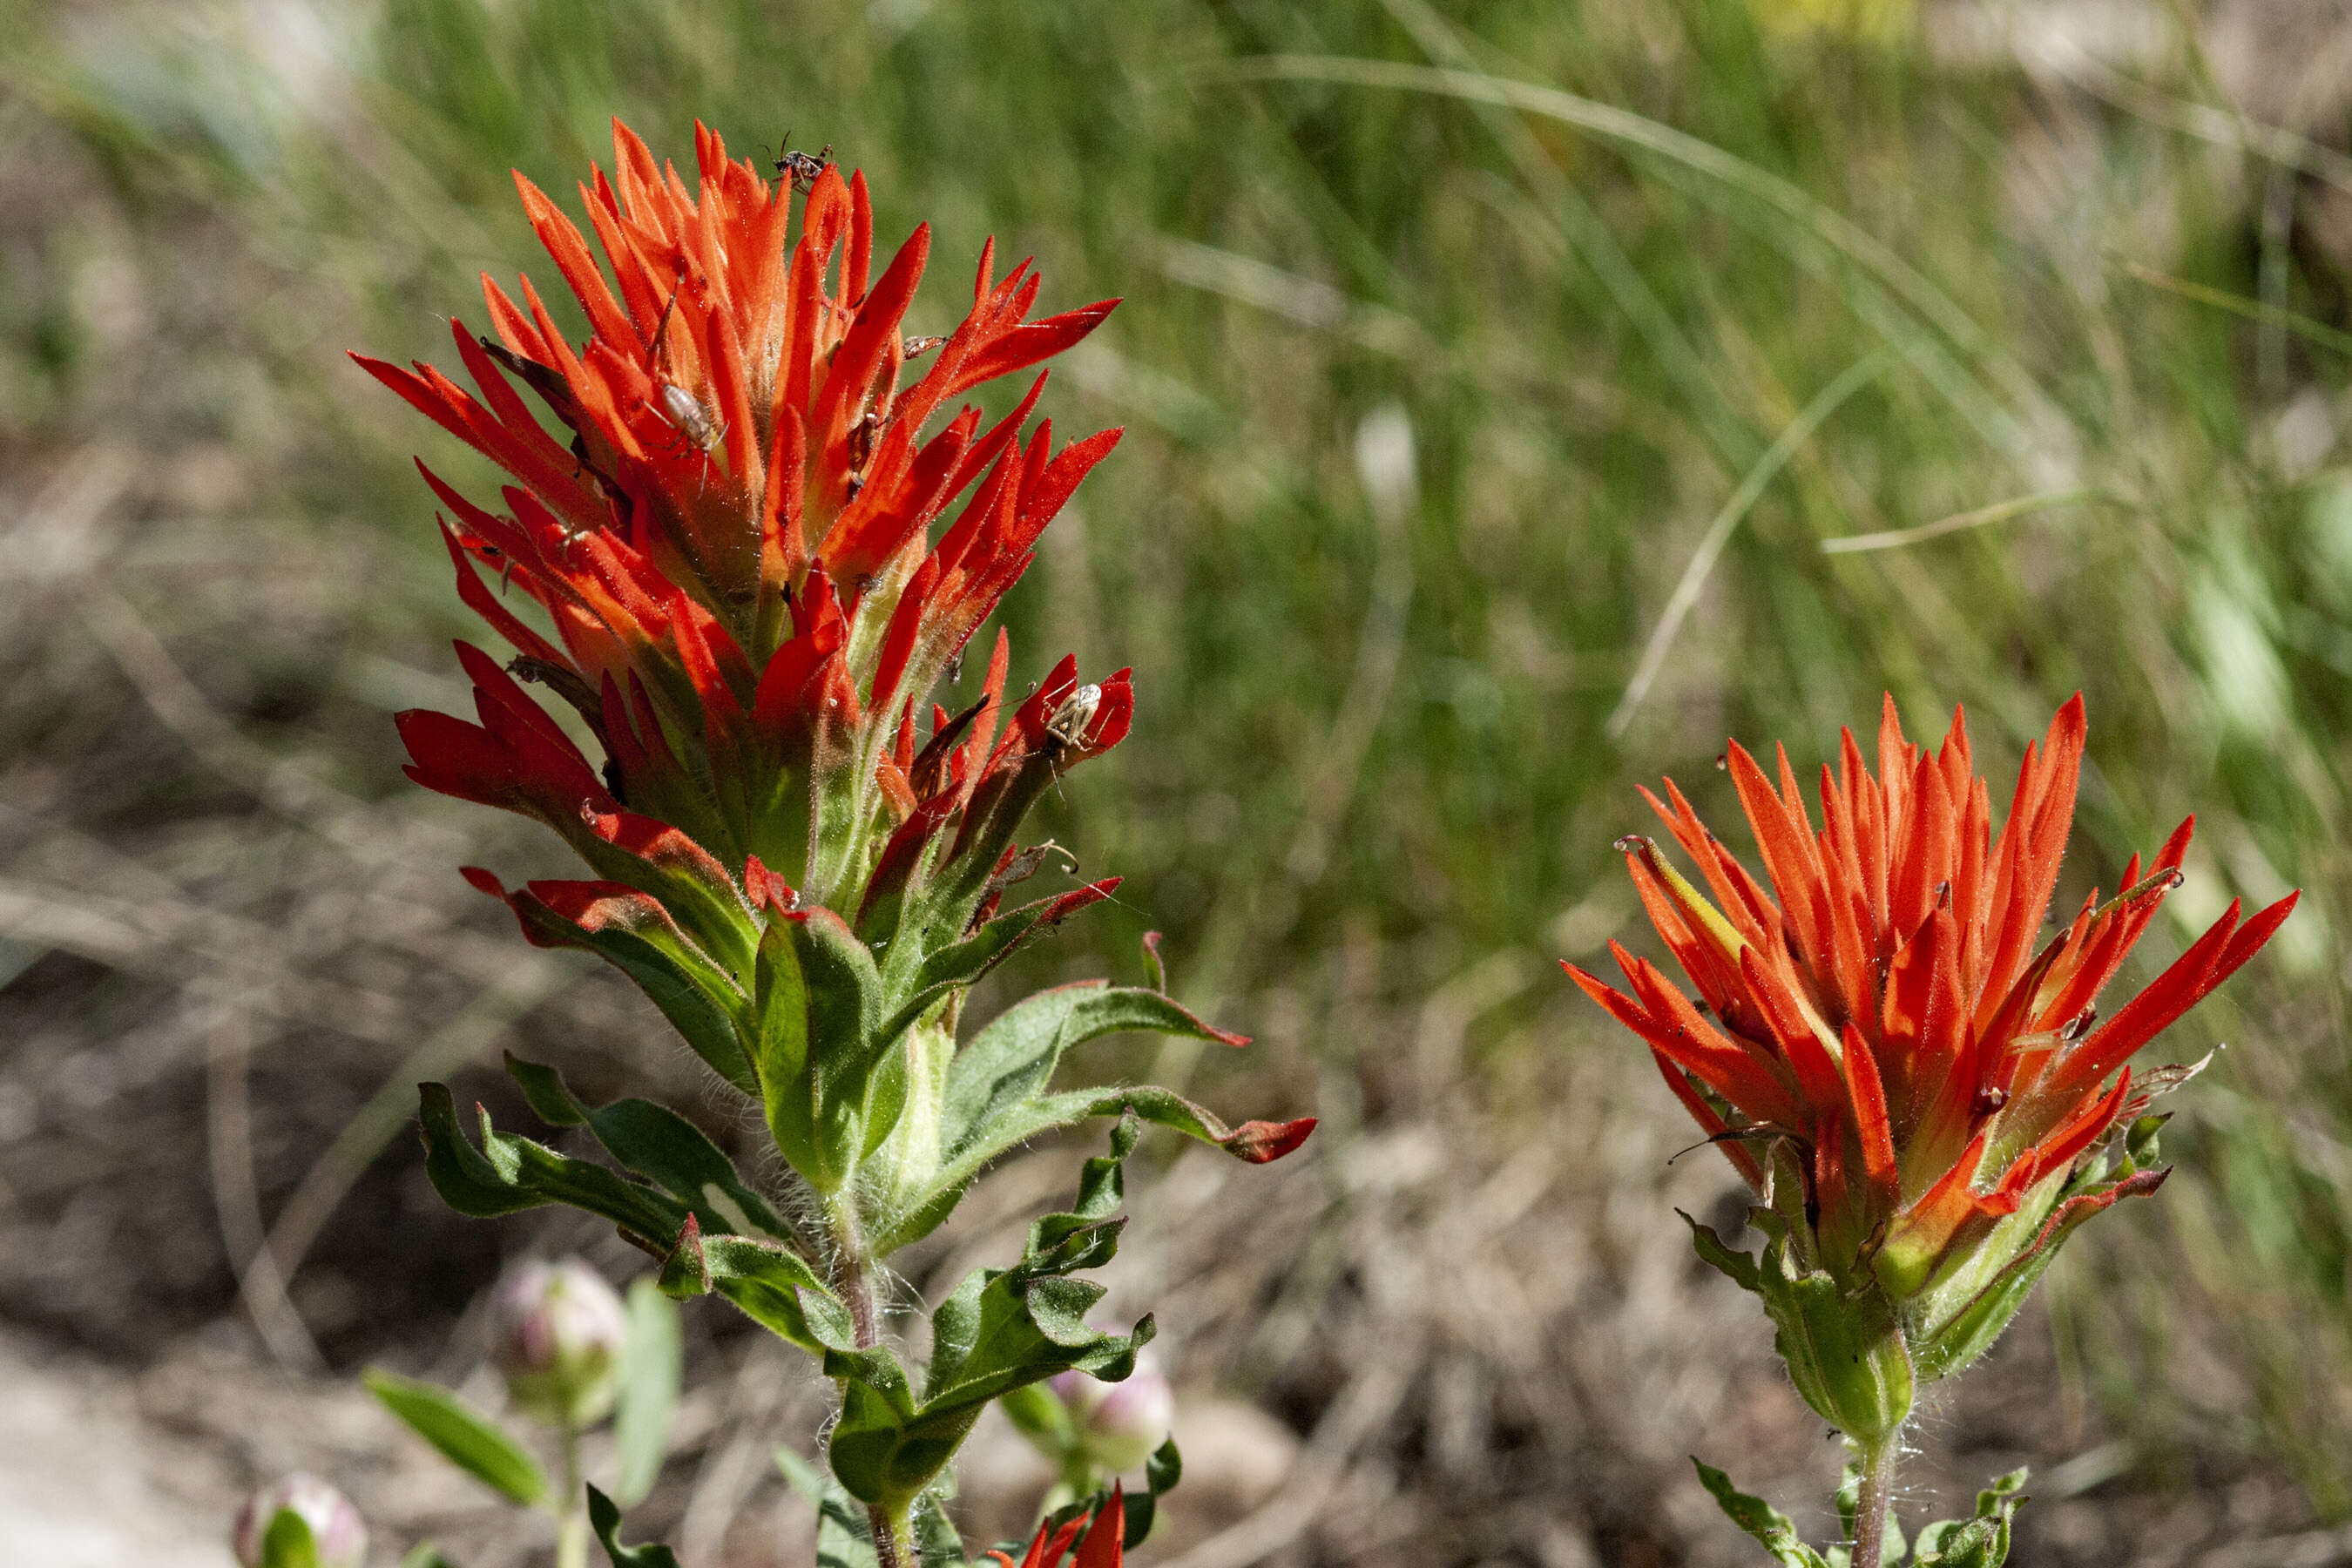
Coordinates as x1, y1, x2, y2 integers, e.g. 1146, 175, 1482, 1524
556, 1421, 588, 1568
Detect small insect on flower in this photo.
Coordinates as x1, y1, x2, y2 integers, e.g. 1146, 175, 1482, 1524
1045, 683, 1104, 755
656, 382, 721, 454
771, 131, 835, 193
902, 334, 948, 358
640, 277, 727, 468
844, 409, 885, 500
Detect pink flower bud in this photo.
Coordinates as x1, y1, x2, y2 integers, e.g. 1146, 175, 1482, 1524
1047, 1350, 1174, 1475
230, 1474, 367, 1568
489, 1257, 628, 1427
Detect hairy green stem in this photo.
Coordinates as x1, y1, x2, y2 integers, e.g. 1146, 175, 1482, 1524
1852, 1432, 1900, 1568
827, 1193, 909, 1568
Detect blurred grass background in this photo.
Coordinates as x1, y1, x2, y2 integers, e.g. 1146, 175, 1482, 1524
5, 0, 2352, 1560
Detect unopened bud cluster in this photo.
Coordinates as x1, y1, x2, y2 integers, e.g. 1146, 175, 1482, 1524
490, 1257, 629, 1427
230, 1474, 366, 1568
1007, 1347, 1174, 1485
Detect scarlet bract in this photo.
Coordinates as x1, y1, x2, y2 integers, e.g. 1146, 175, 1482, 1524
992, 1489, 1125, 1568
356, 118, 1131, 923
1571, 693, 2294, 1398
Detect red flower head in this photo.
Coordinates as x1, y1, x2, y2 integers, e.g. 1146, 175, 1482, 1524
1569, 694, 2295, 1431
357, 119, 1125, 921
366, 121, 1310, 1211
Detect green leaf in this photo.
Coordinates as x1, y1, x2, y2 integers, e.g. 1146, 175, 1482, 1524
398, 1546, 463, 1568
259, 1510, 320, 1568
1682, 1210, 1762, 1291
997, 1382, 1074, 1450
872, 894, 1117, 1048
509, 896, 756, 1094
1915, 1169, 2166, 1382
364, 1368, 547, 1506
416, 1085, 687, 1247
504, 1055, 589, 1126
612, 1279, 681, 1509
663, 1219, 857, 1355
1123, 1436, 1183, 1549
828, 1122, 1154, 1515
501, 1055, 801, 1245
1692, 1459, 1831, 1568
811, 1470, 881, 1568
1683, 1214, 1913, 1445
943, 982, 1244, 1153
1914, 1469, 2027, 1566
562, 828, 760, 982
915, 1492, 969, 1568
874, 1084, 1311, 1255
587, 1484, 681, 1568
752, 914, 813, 1130
750, 909, 887, 1190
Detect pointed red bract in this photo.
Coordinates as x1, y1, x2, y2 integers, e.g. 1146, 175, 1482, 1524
365, 118, 1131, 909
1577, 693, 2295, 1290
988, 1489, 1127, 1568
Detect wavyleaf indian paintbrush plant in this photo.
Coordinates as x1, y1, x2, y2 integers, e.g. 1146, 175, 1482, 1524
359, 118, 1312, 1566
1570, 694, 2295, 1564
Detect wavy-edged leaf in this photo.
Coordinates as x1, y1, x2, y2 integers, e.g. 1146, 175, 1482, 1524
1125, 1437, 1182, 1548
1034, 1456, 1175, 1552
873, 882, 1121, 1046
1913, 1469, 2027, 1566
1692, 1458, 1830, 1568
365, 1368, 547, 1506
828, 1121, 1152, 1514
1685, 1206, 1911, 1446
501, 1055, 800, 1244
915, 1490, 968, 1568
658, 1215, 857, 1355
588, 1484, 681, 1568
479, 872, 755, 1093
943, 982, 1246, 1152
812, 1469, 879, 1568
785, 1433, 974, 1568
416, 1085, 686, 1247
1915, 1168, 2166, 1382
874, 1083, 1313, 1255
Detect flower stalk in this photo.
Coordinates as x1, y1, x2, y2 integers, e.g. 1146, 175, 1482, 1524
556, 1420, 588, 1568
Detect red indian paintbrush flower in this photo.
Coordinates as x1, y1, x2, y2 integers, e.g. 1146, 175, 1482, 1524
362, 124, 1313, 1559
1569, 693, 2295, 1441
355, 118, 1130, 921
362, 120, 1309, 1206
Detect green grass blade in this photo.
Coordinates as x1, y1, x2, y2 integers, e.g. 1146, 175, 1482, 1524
365, 1368, 548, 1507
1609, 351, 1888, 736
